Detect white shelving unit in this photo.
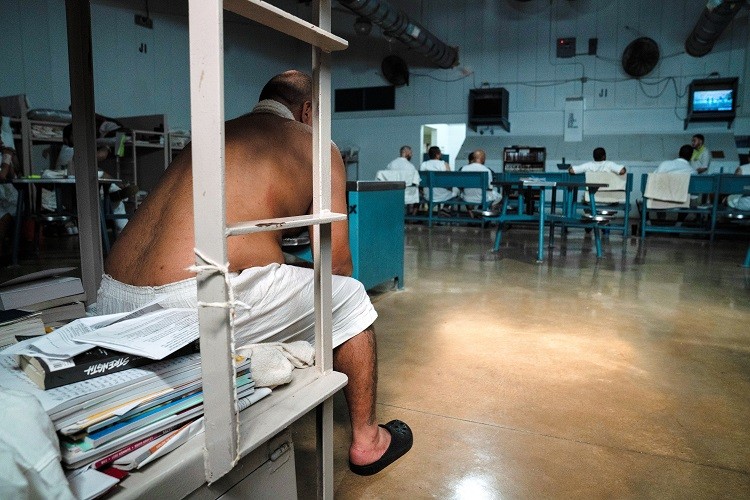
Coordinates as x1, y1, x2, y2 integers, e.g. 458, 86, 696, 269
62, 0, 349, 497
186, 0, 348, 496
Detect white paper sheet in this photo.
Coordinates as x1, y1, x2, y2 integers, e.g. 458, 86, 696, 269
0, 301, 181, 360
76, 308, 198, 359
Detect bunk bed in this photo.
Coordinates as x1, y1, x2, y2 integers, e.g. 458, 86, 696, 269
60, 0, 349, 497
0, 94, 69, 176
0, 94, 173, 193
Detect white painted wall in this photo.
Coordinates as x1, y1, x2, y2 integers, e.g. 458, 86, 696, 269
0, 0, 747, 181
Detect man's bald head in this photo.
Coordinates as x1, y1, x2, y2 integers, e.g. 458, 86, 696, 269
259, 70, 313, 123
473, 149, 486, 164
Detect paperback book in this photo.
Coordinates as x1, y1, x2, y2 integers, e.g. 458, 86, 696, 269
20, 340, 200, 390
0, 309, 46, 348
0, 268, 84, 311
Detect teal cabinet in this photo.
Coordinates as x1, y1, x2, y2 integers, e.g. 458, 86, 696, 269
347, 181, 405, 290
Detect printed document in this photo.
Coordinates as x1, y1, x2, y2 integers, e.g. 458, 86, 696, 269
0, 301, 197, 360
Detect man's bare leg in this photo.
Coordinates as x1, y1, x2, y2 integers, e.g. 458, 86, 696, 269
333, 326, 392, 466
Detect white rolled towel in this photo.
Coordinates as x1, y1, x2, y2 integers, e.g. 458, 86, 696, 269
237, 340, 315, 388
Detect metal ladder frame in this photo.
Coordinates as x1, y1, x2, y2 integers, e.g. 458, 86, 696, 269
188, 0, 348, 497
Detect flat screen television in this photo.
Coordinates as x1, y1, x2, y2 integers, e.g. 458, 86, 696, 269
687, 77, 738, 120
468, 88, 510, 132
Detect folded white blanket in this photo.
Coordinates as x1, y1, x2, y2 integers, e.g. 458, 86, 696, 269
584, 171, 627, 203
237, 340, 315, 388
376, 169, 421, 204
376, 169, 420, 186
644, 172, 690, 208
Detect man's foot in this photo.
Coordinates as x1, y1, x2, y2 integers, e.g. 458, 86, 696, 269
349, 420, 413, 476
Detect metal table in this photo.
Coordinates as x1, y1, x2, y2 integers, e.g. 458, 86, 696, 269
487, 179, 608, 262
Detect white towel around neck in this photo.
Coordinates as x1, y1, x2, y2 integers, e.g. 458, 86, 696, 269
251, 99, 294, 120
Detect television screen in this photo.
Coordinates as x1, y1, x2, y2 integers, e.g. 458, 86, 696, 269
687, 77, 739, 118
472, 96, 501, 117
468, 88, 510, 132
692, 89, 733, 113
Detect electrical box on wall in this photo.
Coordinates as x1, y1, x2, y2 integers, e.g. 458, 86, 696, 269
557, 37, 576, 58
135, 14, 153, 29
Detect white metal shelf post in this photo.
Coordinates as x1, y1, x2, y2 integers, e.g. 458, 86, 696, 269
188, 0, 236, 483
187, 0, 348, 493
312, 4, 335, 496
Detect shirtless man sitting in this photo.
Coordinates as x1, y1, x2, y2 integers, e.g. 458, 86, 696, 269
98, 70, 412, 476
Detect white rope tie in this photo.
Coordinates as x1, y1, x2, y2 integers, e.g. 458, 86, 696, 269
186, 248, 251, 310
186, 248, 248, 465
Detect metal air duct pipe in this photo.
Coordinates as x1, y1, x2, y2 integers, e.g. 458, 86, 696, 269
337, 0, 459, 68
685, 0, 747, 57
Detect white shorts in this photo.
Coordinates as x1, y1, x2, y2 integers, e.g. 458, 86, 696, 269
96, 263, 377, 349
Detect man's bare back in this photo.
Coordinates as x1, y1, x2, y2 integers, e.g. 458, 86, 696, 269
105, 112, 350, 286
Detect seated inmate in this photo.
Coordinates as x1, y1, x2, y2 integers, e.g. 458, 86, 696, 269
460, 149, 500, 206
568, 147, 626, 175
420, 145, 457, 203
99, 70, 411, 476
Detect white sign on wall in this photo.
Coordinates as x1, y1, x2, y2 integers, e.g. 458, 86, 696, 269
564, 97, 584, 142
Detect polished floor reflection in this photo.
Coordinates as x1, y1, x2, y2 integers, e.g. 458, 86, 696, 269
4, 226, 748, 498
295, 225, 750, 498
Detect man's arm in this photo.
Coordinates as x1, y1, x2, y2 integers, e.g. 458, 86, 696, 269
330, 143, 353, 276
307, 142, 353, 276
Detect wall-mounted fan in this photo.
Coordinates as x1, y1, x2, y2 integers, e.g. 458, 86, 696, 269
381, 55, 409, 87
621, 37, 660, 78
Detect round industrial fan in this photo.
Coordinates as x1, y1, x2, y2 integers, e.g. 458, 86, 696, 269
381, 55, 409, 87
621, 37, 660, 78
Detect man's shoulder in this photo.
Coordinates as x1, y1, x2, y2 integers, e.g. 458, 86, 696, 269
461, 163, 489, 172
655, 159, 672, 170
388, 158, 415, 171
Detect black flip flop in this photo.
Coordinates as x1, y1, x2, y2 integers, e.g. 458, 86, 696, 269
349, 420, 413, 476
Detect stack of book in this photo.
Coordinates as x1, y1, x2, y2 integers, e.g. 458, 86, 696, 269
0, 309, 46, 348
0, 303, 271, 490
0, 353, 262, 470
0, 268, 86, 328
19, 342, 199, 390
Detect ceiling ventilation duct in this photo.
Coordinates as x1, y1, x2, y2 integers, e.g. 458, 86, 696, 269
337, 0, 459, 68
685, 0, 748, 57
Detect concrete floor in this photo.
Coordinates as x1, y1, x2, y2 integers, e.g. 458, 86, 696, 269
294, 225, 750, 499
4, 225, 749, 498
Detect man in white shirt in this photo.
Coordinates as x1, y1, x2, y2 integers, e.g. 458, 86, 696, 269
386, 145, 417, 173
655, 145, 694, 173
460, 149, 500, 206
690, 134, 710, 174
568, 147, 626, 175
420, 145, 455, 203
652, 145, 699, 222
